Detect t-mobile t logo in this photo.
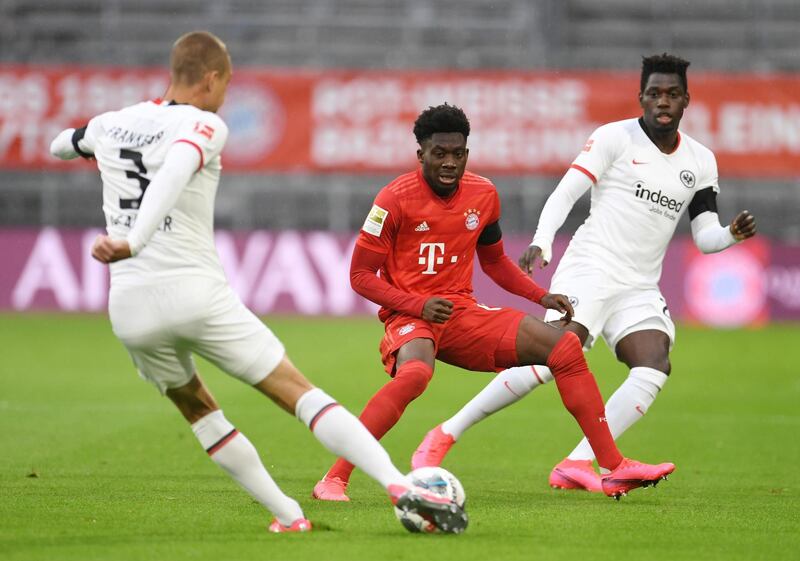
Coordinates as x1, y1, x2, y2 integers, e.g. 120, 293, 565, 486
418, 242, 457, 274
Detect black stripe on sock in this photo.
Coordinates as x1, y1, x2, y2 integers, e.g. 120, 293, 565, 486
309, 403, 339, 431
205, 428, 238, 455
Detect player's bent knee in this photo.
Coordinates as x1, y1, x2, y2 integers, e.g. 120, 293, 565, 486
396, 338, 436, 368
395, 359, 433, 398
253, 356, 315, 414
545, 331, 585, 373
166, 376, 220, 423
515, 316, 564, 365
657, 357, 672, 375
624, 354, 671, 375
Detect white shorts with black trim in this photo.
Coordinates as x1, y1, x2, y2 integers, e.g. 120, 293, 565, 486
543, 263, 675, 352
108, 277, 285, 394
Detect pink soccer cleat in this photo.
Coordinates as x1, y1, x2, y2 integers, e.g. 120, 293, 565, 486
387, 483, 468, 534
549, 458, 603, 492
411, 425, 456, 469
601, 457, 676, 500
268, 517, 312, 533
312, 475, 350, 502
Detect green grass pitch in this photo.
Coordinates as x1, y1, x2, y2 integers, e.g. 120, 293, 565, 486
1, 314, 797, 561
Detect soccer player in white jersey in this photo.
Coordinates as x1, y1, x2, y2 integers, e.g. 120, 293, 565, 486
412, 53, 757, 490
49, 31, 467, 534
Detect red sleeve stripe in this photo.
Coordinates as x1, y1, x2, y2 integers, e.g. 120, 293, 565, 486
530, 365, 545, 385
206, 429, 239, 456
309, 403, 341, 431
174, 139, 204, 171
570, 164, 597, 184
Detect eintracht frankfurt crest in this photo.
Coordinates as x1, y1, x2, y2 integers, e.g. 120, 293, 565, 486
679, 170, 696, 188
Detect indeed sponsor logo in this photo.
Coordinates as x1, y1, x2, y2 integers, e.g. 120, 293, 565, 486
634, 183, 685, 212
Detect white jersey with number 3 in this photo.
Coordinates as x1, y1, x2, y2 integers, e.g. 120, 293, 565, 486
82, 100, 229, 287
562, 118, 719, 287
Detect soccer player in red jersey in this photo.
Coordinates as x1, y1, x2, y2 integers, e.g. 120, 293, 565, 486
313, 104, 675, 501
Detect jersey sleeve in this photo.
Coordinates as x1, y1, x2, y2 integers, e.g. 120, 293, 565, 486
570, 123, 626, 183
173, 112, 229, 169
488, 187, 501, 224
74, 111, 110, 157
696, 145, 720, 194
355, 188, 402, 254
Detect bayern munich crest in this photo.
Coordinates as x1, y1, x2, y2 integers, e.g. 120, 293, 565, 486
464, 209, 481, 231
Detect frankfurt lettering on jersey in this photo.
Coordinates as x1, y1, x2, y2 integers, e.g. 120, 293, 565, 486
107, 127, 165, 148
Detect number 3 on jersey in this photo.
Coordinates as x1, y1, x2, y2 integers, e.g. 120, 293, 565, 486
118, 149, 150, 209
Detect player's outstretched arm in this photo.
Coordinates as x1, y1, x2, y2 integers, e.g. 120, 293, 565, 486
476, 227, 547, 304
50, 126, 94, 161
124, 142, 200, 256
350, 244, 429, 318
689, 187, 756, 254
524, 168, 592, 272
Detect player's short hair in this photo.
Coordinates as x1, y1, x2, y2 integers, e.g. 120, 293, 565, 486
170, 31, 231, 86
641, 53, 690, 92
413, 103, 471, 145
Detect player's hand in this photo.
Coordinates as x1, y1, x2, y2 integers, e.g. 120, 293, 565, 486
730, 210, 756, 241
539, 293, 573, 323
519, 245, 548, 274
91, 235, 132, 264
422, 297, 454, 324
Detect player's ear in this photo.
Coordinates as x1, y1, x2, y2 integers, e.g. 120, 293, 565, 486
684, 90, 690, 107
203, 70, 219, 92
416, 147, 424, 164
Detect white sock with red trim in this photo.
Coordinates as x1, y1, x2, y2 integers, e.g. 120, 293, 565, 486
191, 409, 303, 526
295, 388, 405, 488
566, 366, 669, 461
442, 365, 553, 440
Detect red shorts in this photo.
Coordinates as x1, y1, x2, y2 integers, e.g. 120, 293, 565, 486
379, 297, 526, 375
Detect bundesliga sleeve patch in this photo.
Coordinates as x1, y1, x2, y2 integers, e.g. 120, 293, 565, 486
363, 204, 388, 236
193, 121, 215, 140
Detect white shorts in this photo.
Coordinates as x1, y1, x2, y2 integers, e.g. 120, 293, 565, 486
543, 264, 675, 352
108, 277, 285, 394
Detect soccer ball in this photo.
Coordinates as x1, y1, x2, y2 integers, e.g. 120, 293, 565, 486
394, 467, 467, 533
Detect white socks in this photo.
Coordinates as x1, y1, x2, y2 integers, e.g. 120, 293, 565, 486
567, 366, 669, 461
295, 388, 405, 488
442, 365, 554, 439
191, 410, 304, 526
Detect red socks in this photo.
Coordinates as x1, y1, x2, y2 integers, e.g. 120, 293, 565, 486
325, 359, 433, 482
547, 332, 623, 470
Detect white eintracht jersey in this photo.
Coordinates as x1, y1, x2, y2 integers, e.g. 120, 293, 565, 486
80, 100, 229, 287
563, 118, 718, 287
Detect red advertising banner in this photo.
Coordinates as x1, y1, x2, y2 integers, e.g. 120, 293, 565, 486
1, 229, 799, 326
1, 65, 799, 177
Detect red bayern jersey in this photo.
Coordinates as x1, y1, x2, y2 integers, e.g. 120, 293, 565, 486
356, 169, 501, 306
